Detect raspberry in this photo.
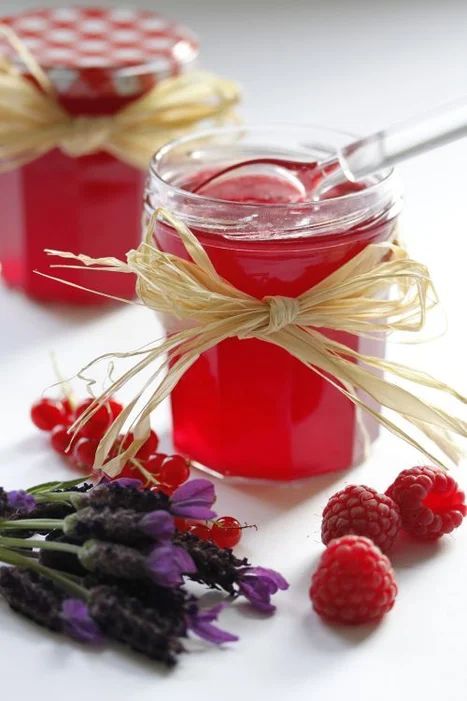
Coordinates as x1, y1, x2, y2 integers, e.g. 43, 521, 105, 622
321, 485, 401, 553
386, 466, 466, 541
309, 535, 397, 625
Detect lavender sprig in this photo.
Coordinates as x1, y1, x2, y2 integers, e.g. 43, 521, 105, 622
0, 476, 289, 669
175, 531, 249, 593
72, 481, 171, 512
0, 567, 100, 643
80, 540, 196, 587
88, 585, 184, 667
63, 507, 175, 545
175, 533, 289, 611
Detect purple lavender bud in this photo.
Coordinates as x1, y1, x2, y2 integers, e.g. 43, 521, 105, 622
112, 478, 144, 489
187, 603, 238, 645
146, 543, 196, 587
61, 599, 103, 644
174, 532, 249, 593
79, 540, 149, 581
170, 479, 217, 520
76, 482, 169, 513
6, 490, 36, 515
237, 566, 289, 614
88, 585, 183, 666
139, 510, 175, 541
64, 507, 175, 546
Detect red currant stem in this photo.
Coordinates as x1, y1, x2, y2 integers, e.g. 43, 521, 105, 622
49, 351, 77, 411
0, 546, 88, 599
209, 522, 258, 531
0, 519, 64, 531
0, 535, 81, 555
130, 459, 159, 486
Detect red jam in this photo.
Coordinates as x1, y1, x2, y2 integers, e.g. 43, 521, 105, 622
153, 162, 397, 480
0, 92, 147, 304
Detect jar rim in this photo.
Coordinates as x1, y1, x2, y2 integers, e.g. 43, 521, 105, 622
147, 124, 402, 240
149, 123, 400, 211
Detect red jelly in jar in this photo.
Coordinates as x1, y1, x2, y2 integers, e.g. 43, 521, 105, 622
146, 126, 402, 481
0, 7, 198, 303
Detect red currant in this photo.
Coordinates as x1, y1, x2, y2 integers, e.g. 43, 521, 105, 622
211, 516, 242, 549
50, 425, 72, 455
145, 453, 167, 476
75, 398, 122, 440
122, 430, 159, 460
159, 455, 190, 488
61, 398, 74, 415
174, 517, 190, 532
188, 523, 212, 541
31, 399, 66, 431
116, 462, 143, 480
73, 438, 98, 470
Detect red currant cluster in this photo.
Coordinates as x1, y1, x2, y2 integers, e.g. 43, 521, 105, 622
30, 396, 244, 549
31, 396, 125, 471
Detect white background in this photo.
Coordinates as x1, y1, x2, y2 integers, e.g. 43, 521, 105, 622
1, 1, 467, 699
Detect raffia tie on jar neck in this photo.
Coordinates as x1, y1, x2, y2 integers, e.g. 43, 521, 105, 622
59, 116, 115, 158
0, 24, 241, 170
41, 207, 467, 475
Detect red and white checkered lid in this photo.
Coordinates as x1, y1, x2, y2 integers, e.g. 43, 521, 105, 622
0, 7, 199, 98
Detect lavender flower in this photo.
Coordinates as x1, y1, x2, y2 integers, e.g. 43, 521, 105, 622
0, 567, 64, 632
63, 507, 175, 545
237, 566, 289, 613
79, 540, 150, 581
61, 599, 103, 644
146, 543, 196, 587
88, 585, 184, 666
110, 478, 144, 489
6, 490, 36, 515
74, 482, 170, 513
187, 603, 238, 644
175, 532, 249, 593
80, 539, 195, 588
140, 510, 175, 541
170, 479, 217, 520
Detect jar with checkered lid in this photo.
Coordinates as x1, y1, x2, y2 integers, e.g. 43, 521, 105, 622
0, 7, 199, 303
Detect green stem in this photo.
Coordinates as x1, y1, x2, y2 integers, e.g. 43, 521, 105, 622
0, 546, 88, 599
0, 519, 64, 531
0, 536, 80, 555
34, 492, 75, 504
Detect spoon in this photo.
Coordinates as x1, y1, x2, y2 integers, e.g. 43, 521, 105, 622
192, 96, 467, 200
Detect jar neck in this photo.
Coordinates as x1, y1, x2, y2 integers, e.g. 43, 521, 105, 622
146, 168, 402, 241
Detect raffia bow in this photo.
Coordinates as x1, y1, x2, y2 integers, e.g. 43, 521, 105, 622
0, 24, 240, 171
43, 208, 467, 475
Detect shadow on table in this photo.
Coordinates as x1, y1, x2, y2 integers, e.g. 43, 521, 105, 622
0, 285, 120, 358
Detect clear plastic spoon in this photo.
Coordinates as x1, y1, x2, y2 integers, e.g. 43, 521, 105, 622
193, 97, 467, 200
314, 95, 467, 197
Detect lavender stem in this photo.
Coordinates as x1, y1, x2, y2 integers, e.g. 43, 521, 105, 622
0, 519, 64, 531
0, 546, 88, 599
0, 536, 80, 555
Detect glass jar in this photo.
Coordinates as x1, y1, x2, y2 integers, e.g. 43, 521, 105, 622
0, 7, 198, 304
145, 125, 402, 481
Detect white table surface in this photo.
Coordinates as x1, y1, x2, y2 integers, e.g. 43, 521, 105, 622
1, 1, 467, 699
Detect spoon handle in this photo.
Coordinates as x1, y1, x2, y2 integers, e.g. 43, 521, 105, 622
338, 96, 467, 182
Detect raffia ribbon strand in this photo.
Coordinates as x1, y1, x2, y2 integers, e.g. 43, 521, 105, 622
44, 208, 467, 476
0, 24, 240, 170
